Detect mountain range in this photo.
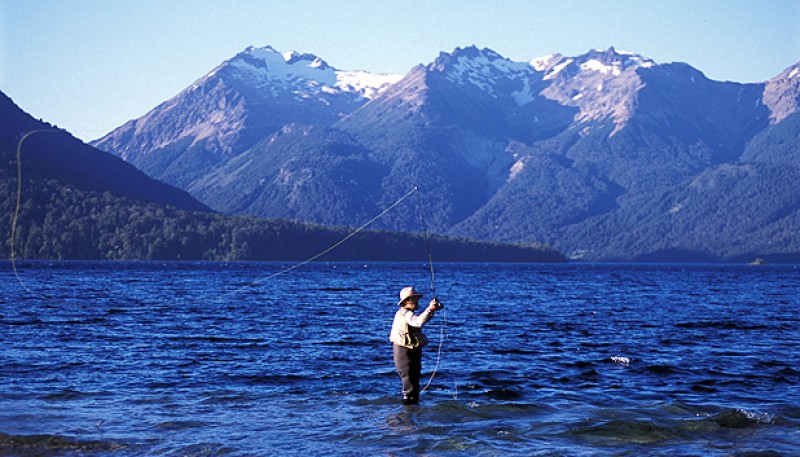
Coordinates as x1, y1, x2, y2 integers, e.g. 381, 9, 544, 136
2, 89, 561, 262
92, 45, 800, 262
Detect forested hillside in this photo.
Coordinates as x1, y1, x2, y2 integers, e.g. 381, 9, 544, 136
0, 173, 563, 262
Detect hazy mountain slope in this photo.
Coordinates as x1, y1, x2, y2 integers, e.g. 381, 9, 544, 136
557, 162, 800, 261
1, 91, 208, 211
92, 46, 401, 188
91, 45, 800, 261
2, 90, 563, 262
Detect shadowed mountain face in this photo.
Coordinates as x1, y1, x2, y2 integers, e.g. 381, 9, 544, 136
2, 89, 564, 262
91, 45, 800, 261
0, 91, 208, 212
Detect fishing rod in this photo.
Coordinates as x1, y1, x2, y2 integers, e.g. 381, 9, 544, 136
415, 188, 437, 299
414, 186, 452, 397
12, 131, 455, 399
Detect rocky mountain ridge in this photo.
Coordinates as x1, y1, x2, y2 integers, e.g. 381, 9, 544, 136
92, 45, 800, 261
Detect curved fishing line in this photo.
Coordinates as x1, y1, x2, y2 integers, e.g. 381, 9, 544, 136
209, 186, 421, 303
12, 130, 452, 397
10, 129, 419, 304
415, 187, 453, 397
10, 129, 61, 296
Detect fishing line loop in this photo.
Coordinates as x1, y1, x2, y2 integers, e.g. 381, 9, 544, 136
10, 134, 417, 302
10, 129, 62, 297
11, 132, 455, 397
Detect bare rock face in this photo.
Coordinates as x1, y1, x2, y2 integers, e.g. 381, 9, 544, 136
763, 63, 800, 124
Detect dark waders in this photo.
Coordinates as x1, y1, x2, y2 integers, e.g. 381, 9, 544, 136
393, 344, 422, 404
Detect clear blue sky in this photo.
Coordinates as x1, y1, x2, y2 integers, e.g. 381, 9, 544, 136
2, 0, 799, 141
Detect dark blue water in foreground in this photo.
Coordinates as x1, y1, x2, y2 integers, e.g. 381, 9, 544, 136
1, 261, 799, 456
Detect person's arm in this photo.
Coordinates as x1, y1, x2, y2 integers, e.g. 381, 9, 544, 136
404, 299, 443, 328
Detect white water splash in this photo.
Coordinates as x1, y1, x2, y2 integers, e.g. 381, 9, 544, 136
610, 356, 631, 366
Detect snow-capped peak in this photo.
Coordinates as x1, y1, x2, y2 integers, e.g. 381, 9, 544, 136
577, 47, 655, 76
531, 48, 655, 80
230, 46, 336, 85
535, 48, 657, 135
435, 46, 531, 75
220, 45, 401, 100
432, 46, 538, 99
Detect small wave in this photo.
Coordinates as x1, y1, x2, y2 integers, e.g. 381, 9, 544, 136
200, 393, 253, 405
41, 388, 111, 401
691, 379, 718, 392
154, 420, 210, 430
0, 318, 46, 326
167, 442, 235, 456
57, 318, 108, 325
418, 399, 549, 421
166, 335, 239, 343
709, 409, 775, 428
225, 373, 310, 386
675, 321, 769, 331
316, 287, 362, 292
644, 363, 679, 375
318, 339, 363, 346
659, 338, 694, 346
756, 359, 791, 368
492, 348, 538, 355
0, 432, 128, 454
485, 387, 524, 400
567, 360, 595, 368
565, 419, 669, 444
577, 368, 601, 381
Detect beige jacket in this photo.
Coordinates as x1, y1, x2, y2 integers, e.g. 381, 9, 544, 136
390, 306, 435, 348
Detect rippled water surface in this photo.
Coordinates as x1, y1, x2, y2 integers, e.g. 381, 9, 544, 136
1, 261, 799, 456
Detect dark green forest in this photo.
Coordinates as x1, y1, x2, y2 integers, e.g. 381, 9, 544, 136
0, 174, 564, 262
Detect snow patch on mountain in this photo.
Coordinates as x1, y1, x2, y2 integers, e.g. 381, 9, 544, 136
579, 51, 654, 76
530, 54, 557, 71
230, 46, 337, 86
225, 46, 401, 100
581, 59, 624, 76
446, 49, 531, 80
511, 78, 537, 106
530, 54, 573, 81
436, 47, 541, 104
545, 59, 573, 80
537, 48, 654, 135
336, 71, 404, 99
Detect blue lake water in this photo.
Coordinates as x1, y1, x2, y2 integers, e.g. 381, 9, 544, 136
1, 261, 799, 456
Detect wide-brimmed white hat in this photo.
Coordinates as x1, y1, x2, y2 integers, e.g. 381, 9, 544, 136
398, 286, 423, 305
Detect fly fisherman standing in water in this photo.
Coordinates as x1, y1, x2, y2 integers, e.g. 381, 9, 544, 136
390, 286, 443, 405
